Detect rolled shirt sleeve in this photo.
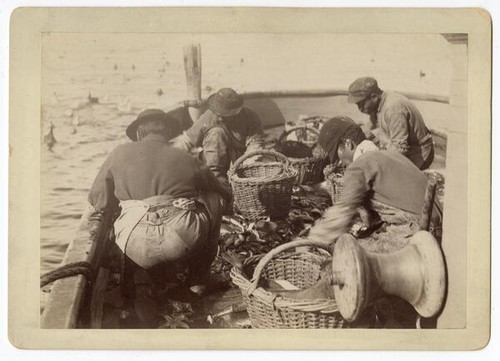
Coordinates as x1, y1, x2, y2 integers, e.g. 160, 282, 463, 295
308, 162, 371, 245
382, 107, 410, 155
201, 126, 232, 192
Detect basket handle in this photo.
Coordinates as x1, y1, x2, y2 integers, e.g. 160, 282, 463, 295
245, 238, 332, 296
276, 126, 320, 146
301, 115, 329, 126
229, 149, 291, 176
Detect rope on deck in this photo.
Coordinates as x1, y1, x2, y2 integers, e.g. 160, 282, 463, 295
40, 261, 94, 288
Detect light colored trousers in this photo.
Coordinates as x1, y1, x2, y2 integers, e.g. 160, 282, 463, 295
115, 192, 224, 285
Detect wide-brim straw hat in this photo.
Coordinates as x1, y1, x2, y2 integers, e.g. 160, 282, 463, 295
208, 88, 244, 117
126, 108, 180, 141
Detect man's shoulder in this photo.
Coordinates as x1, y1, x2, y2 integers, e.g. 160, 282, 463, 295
352, 149, 402, 167
379, 92, 411, 118
199, 109, 220, 127
383, 91, 413, 108
242, 106, 262, 123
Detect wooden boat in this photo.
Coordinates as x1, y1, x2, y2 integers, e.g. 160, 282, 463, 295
40, 88, 448, 329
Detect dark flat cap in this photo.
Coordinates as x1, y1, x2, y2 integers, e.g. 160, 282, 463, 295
318, 117, 358, 163
347, 77, 381, 104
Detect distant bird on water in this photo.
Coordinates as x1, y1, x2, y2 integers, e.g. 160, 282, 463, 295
156, 88, 164, 96
43, 121, 56, 151
117, 96, 132, 114
88, 92, 99, 104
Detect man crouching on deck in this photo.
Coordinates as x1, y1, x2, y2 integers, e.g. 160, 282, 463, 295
88, 109, 231, 326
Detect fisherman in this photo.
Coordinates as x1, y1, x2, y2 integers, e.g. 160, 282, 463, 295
308, 117, 442, 328
347, 77, 434, 170
88, 109, 231, 326
309, 116, 442, 244
172, 88, 265, 192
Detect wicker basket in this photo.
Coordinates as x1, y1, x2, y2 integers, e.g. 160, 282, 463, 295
230, 239, 346, 329
324, 165, 346, 205
301, 115, 330, 131
228, 149, 298, 221
275, 127, 328, 185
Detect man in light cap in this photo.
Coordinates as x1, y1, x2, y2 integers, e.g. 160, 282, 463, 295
172, 88, 264, 193
347, 76, 434, 170
88, 108, 231, 326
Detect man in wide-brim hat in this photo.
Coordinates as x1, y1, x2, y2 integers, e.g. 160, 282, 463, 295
172, 88, 264, 193
347, 76, 434, 170
88, 108, 231, 327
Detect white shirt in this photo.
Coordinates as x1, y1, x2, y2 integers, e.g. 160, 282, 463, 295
353, 140, 379, 162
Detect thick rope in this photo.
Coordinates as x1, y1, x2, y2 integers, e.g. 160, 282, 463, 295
40, 261, 94, 288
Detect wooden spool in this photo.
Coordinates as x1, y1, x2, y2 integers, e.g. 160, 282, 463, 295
331, 231, 446, 322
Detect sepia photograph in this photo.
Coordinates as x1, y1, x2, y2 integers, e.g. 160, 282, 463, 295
7, 6, 491, 351
39, 31, 456, 330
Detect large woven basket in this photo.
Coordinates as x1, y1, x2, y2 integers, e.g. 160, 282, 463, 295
324, 165, 346, 205
230, 239, 346, 329
228, 149, 297, 221
275, 126, 328, 185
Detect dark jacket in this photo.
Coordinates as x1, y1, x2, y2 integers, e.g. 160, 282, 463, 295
88, 133, 231, 212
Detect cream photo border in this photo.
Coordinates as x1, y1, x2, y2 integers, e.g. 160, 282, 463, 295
8, 7, 491, 350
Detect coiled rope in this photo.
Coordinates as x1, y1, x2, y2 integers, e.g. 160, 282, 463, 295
40, 261, 94, 288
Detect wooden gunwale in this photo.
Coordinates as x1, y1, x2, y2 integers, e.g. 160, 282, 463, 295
41, 206, 113, 328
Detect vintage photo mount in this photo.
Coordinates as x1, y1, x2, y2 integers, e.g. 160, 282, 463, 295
8, 7, 491, 350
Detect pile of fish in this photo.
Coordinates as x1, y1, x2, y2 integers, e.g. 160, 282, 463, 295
210, 187, 332, 280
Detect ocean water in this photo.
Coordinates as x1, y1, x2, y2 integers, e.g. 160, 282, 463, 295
40, 33, 452, 274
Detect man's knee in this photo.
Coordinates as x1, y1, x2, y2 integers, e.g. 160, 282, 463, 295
203, 127, 229, 146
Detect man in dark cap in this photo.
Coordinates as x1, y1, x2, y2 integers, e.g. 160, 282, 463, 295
347, 76, 434, 170
88, 109, 231, 326
172, 88, 264, 192
310, 116, 442, 245
309, 117, 442, 328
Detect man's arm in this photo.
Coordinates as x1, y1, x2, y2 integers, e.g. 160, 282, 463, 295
198, 163, 232, 205
202, 126, 232, 193
171, 109, 220, 153
308, 164, 371, 245
244, 108, 265, 152
383, 108, 410, 155
88, 153, 118, 212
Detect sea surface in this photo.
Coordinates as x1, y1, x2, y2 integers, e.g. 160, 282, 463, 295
40, 33, 452, 274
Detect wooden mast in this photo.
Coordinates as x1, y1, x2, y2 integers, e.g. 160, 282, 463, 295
183, 44, 202, 121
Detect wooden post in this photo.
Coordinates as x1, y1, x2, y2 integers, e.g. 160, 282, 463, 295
419, 179, 437, 231
90, 267, 110, 328
183, 44, 202, 121
437, 34, 468, 329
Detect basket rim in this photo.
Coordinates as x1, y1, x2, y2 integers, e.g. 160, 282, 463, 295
230, 251, 340, 314
229, 163, 298, 185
